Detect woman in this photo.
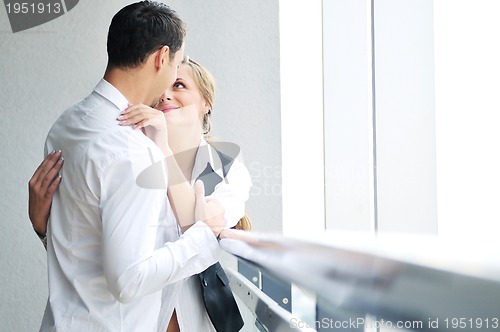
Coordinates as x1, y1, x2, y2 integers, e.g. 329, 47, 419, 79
29, 57, 251, 332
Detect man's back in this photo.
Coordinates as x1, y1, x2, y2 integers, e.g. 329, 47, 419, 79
42, 80, 169, 331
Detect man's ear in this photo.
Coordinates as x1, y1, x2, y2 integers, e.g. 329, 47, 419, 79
155, 45, 170, 69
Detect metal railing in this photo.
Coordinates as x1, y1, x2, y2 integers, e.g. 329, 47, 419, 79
220, 231, 500, 331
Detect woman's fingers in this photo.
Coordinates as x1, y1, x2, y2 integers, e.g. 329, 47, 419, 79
120, 104, 157, 118
118, 105, 166, 130
47, 174, 62, 195
121, 103, 148, 114
29, 150, 61, 186
29, 152, 63, 198
119, 115, 156, 129
28, 152, 64, 235
40, 156, 63, 192
119, 112, 152, 124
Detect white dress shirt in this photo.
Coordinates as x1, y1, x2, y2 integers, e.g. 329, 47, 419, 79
156, 138, 252, 331
40, 79, 220, 332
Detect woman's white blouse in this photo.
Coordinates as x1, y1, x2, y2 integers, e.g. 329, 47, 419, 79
157, 138, 252, 331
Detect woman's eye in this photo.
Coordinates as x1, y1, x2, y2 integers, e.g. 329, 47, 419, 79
174, 82, 185, 89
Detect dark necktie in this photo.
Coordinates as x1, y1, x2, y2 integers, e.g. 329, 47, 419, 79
196, 162, 223, 195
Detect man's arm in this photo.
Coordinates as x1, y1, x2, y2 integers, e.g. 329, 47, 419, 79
100, 146, 223, 303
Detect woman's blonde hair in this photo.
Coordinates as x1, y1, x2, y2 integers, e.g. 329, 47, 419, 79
233, 215, 252, 231
182, 56, 216, 136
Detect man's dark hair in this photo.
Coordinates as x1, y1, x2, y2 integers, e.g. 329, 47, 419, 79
107, 1, 186, 69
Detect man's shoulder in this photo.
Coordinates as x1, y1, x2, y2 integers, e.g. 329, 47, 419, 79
87, 126, 163, 173
47, 90, 102, 131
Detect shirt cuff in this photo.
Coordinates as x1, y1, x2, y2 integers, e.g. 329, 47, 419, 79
161, 221, 221, 283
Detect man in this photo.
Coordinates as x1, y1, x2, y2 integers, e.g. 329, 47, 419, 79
40, 2, 224, 331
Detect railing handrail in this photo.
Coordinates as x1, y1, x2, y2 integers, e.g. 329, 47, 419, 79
221, 231, 500, 331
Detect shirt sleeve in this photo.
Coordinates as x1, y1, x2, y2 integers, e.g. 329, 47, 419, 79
209, 155, 252, 228
99, 142, 220, 303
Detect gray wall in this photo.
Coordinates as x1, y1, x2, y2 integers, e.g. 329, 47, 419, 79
0, 1, 281, 330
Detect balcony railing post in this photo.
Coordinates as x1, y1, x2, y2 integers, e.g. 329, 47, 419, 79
262, 272, 292, 312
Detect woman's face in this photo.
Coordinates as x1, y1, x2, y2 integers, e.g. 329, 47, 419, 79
155, 64, 209, 131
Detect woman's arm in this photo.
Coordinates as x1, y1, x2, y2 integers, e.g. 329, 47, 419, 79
28, 150, 63, 240
119, 105, 196, 229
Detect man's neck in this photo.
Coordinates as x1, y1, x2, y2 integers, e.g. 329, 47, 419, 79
104, 67, 153, 105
